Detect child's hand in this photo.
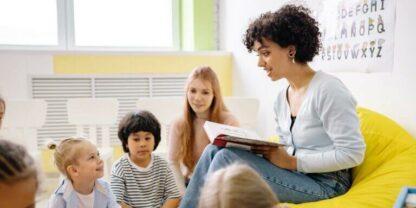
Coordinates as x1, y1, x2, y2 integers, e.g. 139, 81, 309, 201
162, 198, 180, 208
120, 202, 132, 208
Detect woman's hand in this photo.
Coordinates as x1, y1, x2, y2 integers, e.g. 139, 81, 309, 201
252, 145, 297, 170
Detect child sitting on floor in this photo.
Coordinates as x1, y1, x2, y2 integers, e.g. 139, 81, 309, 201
199, 163, 285, 208
48, 138, 119, 208
111, 110, 180, 208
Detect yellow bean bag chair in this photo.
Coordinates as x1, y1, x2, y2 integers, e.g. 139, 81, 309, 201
287, 108, 416, 207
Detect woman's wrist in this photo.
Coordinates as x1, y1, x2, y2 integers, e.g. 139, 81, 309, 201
287, 155, 297, 171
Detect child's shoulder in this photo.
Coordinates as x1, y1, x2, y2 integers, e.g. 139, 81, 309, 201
53, 178, 69, 194
113, 153, 129, 164
96, 178, 112, 191
94, 179, 119, 203
48, 179, 70, 207
96, 178, 111, 186
170, 116, 183, 127
111, 154, 130, 173
152, 154, 170, 169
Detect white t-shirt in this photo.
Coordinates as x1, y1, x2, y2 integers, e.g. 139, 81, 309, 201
76, 190, 95, 208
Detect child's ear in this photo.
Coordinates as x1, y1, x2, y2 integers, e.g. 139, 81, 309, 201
67, 165, 79, 177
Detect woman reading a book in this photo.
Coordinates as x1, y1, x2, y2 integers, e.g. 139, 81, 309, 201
168, 66, 239, 195
179, 5, 366, 207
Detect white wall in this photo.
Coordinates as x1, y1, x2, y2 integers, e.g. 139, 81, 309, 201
219, 0, 416, 137
0, 53, 53, 99
1, 0, 415, 138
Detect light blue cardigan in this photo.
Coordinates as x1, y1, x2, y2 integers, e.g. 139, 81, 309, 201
48, 178, 119, 208
274, 71, 366, 173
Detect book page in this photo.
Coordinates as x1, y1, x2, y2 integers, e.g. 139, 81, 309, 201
204, 121, 281, 147
203, 121, 260, 142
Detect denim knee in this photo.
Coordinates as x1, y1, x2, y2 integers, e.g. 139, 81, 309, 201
208, 148, 242, 171
204, 144, 220, 154
199, 144, 221, 160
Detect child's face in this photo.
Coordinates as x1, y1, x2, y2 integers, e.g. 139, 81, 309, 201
187, 78, 214, 117
0, 176, 37, 208
71, 142, 104, 181
127, 131, 155, 165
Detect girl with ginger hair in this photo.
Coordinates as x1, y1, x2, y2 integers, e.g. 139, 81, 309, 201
168, 66, 239, 194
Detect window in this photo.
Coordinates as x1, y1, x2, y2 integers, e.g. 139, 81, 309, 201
0, 0, 58, 46
0, 0, 179, 50
73, 0, 175, 48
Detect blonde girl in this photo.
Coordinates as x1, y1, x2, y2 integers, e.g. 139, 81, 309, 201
0, 139, 38, 208
168, 66, 239, 194
48, 138, 119, 208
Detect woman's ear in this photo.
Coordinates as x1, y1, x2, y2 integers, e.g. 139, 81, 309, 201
288, 45, 296, 57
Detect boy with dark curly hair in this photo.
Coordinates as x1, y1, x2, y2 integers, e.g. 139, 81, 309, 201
111, 110, 180, 208
180, 4, 365, 207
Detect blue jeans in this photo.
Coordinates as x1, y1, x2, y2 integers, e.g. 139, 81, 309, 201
179, 145, 351, 208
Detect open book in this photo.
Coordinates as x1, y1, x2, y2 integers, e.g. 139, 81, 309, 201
203, 121, 283, 150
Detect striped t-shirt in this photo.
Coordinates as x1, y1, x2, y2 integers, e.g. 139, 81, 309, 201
111, 153, 180, 208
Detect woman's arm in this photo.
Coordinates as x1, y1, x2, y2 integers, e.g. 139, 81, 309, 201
255, 80, 365, 172
168, 162, 186, 195
252, 145, 297, 170
167, 119, 186, 195
296, 79, 366, 173
222, 111, 240, 127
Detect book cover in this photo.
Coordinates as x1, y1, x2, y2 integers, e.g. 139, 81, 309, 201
203, 121, 282, 148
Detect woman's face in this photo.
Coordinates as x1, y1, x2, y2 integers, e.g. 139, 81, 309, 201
254, 38, 292, 81
187, 78, 214, 118
0, 176, 38, 208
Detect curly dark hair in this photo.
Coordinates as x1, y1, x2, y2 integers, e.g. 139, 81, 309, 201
118, 110, 161, 152
243, 4, 321, 63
